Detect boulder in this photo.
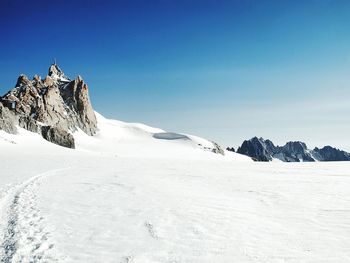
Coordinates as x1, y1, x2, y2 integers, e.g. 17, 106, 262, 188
41, 126, 75, 149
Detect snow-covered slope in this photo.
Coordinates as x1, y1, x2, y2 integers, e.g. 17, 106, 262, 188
1, 114, 350, 262
74, 112, 245, 160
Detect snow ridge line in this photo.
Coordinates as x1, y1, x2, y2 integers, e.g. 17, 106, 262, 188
0, 168, 70, 263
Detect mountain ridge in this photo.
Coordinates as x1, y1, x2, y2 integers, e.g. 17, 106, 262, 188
235, 137, 350, 162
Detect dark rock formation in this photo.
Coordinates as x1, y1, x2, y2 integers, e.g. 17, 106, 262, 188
312, 146, 350, 161
278, 141, 315, 162
41, 126, 75, 149
237, 137, 350, 162
0, 63, 97, 148
226, 147, 235, 152
237, 137, 316, 162
237, 137, 274, 161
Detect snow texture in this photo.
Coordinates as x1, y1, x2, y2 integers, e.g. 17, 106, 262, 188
0, 113, 350, 262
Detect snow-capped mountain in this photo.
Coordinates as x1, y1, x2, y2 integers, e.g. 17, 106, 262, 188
236, 137, 350, 162
0, 64, 230, 156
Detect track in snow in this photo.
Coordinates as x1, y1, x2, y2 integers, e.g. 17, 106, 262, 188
0, 169, 68, 263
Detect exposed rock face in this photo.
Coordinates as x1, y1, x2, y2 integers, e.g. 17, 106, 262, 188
18, 116, 41, 133
0, 102, 17, 134
0, 63, 97, 148
236, 137, 350, 162
278, 141, 315, 162
312, 146, 350, 161
226, 147, 235, 152
60, 76, 97, 135
48, 63, 70, 81
41, 126, 75, 149
237, 137, 274, 161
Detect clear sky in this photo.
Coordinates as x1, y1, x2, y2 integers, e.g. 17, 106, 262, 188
1, 0, 349, 150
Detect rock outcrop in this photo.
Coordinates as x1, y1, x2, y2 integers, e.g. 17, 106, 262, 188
226, 147, 235, 152
0, 63, 97, 148
0, 102, 17, 134
277, 141, 315, 162
236, 137, 350, 162
41, 126, 75, 149
236, 137, 274, 161
59, 75, 97, 135
211, 141, 225, 155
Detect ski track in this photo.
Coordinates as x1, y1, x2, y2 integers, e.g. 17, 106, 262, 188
0, 168, 69, 263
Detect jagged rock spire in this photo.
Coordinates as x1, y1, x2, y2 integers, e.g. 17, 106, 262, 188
15, 74, 31, 87
0, 63, 98, 148
48, 62, 70, 81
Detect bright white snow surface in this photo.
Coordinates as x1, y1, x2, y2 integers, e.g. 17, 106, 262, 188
0, 113, 350, 263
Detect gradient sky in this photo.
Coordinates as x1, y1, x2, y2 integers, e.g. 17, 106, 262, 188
1, 0, 349, 150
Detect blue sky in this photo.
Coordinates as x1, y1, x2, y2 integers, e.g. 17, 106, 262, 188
1, 0, 350, 150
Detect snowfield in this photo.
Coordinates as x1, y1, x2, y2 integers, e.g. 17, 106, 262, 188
1, 113, 350, 262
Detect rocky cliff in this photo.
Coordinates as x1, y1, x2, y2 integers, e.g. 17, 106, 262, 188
0, 63, 97, 148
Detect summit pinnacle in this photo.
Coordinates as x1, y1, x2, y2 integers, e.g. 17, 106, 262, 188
0, 64, 98, 148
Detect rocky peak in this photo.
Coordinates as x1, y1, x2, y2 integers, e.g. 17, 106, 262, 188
0, 63, 97, 148
280, 141, 314, 162
236, 137, 311, 162
15, 74, 32, 88
60, 75, 97, 135
236, 137, 350, 162
33, 75, 41, 82
312, 146, 350, 161
283, 141, 307, 153
237, 137, 274, 161
48, 63, 70, 82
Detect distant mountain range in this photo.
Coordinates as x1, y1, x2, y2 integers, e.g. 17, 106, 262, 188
233, 137, 350, 162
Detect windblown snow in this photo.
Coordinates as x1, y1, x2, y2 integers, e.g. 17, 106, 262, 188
0, 113, 350, 262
